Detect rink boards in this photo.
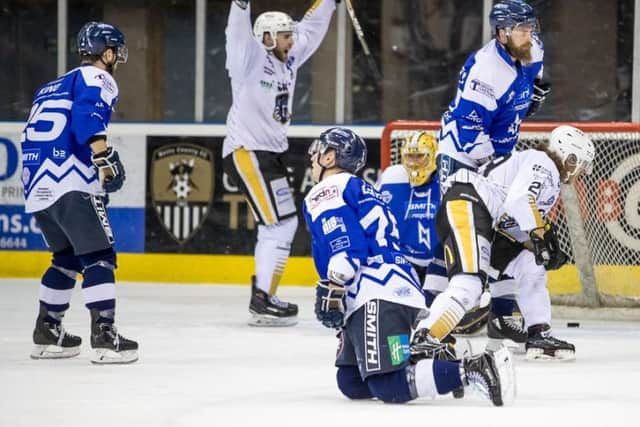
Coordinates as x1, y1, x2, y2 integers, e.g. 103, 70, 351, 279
1, 122, 638, 298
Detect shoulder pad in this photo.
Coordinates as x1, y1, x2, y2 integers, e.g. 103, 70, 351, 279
79, 66, 119, 105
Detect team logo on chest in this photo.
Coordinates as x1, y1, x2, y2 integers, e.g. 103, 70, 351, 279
150, 144, 214, 244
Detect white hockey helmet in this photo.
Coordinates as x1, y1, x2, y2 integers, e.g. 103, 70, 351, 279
549, 125, 595, 183
253, 12, 296, 50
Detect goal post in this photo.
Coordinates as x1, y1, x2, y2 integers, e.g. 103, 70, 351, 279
381, 120, 640, 308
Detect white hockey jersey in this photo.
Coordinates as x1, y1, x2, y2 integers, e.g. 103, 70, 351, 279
446, 149, 561, 233
303, 172, 427, 320
223, 1, 335, 158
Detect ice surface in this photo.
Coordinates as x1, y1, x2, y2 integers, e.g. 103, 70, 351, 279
1, 279, 639, 427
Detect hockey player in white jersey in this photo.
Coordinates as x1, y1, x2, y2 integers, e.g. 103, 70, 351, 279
22, 22, 137, 364
303, 127, 515, 406
414, 126, 595, 357
222, 0, 338, 326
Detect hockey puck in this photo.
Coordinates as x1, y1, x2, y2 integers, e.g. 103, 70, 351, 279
567, 322, 580, 328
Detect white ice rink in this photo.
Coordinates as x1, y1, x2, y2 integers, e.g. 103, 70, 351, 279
1, 279, 639, 427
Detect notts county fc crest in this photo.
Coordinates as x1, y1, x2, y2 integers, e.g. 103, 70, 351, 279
151, 144, 214, 244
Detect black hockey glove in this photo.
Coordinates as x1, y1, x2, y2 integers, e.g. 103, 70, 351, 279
91, 147, 126, 193
529, 227, 551, 267
543, 222, 568, 271
526, 79, 551, 117
314, 279, 346, 329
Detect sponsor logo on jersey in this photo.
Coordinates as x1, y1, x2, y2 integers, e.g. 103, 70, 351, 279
364, 301, 380, 372
37, 83, 62, 97
22, 149, 41, 166
470, 78, 495, 99
150, 143, 214, 244
322, 216, 346, 235
309, 185, 339, 208
465, 110, 483, 123
387, 334, 409, 366
260, 80, 273, 89
52, 147, 66, 159
95, 74, 116, 94
329, 235, 350, 252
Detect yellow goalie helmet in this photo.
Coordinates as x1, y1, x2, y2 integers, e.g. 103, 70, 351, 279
401, 131, 438, 187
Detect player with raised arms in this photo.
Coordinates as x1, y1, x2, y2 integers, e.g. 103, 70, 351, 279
222, 0, 339, 326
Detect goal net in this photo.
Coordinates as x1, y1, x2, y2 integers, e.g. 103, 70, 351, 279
381, 121, 640, 308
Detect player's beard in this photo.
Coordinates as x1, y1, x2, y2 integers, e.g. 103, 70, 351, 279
506, 38, 533, 64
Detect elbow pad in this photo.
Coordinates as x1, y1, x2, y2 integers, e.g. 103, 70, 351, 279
327, 253, 360, 286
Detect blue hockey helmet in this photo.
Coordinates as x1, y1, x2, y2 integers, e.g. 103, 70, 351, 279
77, 21, 128, 63
489, 0, 538, 32
309, 127, 367, 174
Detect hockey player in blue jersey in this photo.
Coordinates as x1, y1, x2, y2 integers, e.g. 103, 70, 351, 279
378, 132, 489, 338
376, 132, 445, 293
436, 0, 551, 342
303, 127, 515, 406
22, 21, 137, 364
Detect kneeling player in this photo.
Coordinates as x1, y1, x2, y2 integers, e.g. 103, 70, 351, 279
414, 125, 594, 354
303, 127, 515, 406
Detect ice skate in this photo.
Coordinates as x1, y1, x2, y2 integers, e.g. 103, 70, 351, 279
31, 308, 81, 359
486, 311, 527, 353
90, 310, 138, 364
249, 277, 298, 327
463, 347, 515, 406
525, 324, 575, 361
410, 329, 466, 398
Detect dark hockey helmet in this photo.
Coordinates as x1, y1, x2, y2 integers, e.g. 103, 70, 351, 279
77, 21, 128, 63
489, 0, 538, 32
310, 127, 367, 174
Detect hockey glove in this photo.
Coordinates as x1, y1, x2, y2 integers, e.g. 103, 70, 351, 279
529, 228, 551, 267
91, 147, 126, 193
543, 222, 568, 270
314, 280, 346, 329
526, 79, 551, 117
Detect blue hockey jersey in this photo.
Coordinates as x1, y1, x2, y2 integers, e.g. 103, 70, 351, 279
303, 172, 426, 319
21, 65, 119, 213
377, 165, 442, 268
438, 36, 544, 167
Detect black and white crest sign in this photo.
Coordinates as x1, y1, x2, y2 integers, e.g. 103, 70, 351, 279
151, 144, 214, 244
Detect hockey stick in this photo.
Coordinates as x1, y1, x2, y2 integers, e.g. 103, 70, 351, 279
343, 0, 383, 84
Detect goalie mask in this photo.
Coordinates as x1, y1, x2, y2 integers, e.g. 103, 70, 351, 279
253, 12, 296, 50
549, 125, 595, 183
401, 131, 437, 187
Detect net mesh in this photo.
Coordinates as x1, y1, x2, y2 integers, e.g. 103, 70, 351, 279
382, 121, 640, 307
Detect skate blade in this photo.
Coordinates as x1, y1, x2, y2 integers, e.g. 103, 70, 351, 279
90, 348, 138, 364
493, 347, 517, 406
31, 344, 80, 359
485, 338, 525, 354
525, 348, 576, 362
248, 314, 298, 327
